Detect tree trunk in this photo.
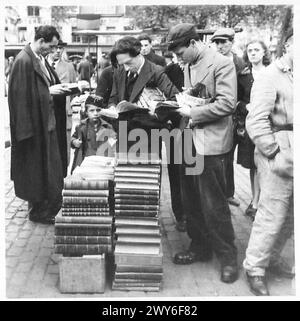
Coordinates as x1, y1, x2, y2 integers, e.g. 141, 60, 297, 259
276, 6, 292, 57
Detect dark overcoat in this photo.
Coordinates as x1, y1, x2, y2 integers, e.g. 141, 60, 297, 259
8, 44, 67, 202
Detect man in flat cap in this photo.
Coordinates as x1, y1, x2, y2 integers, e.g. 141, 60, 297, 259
47, 39, 77, 164
211, 28, 245, 208
167, 23, 238, 283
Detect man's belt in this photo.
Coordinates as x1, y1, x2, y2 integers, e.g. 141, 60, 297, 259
273, 123, 293, 132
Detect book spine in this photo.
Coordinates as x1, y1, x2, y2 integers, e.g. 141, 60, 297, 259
115, 266, 163, 274
54, 235, 111, 244
115, 273, 163, 280
114, 178, 159, 184
61, 205, 110, 210
55, 227, 112, 236
114, 194, 159, 201
114, 172, 160, 178
62, 190, 109, 197
115, 167, 160, 173
54, 244, 112, 255
62, 212, 110, 217
114, 210, 159, 217
115, 184, 159, 191
114, 189, 159, 196
115, 255, 162, 266
55, 216, 112, 224
62, 197, 108, 205
115, 204, 159, 210
63, 180, 109, 190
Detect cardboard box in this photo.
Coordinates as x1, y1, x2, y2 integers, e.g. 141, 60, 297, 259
59, 255, 106, 293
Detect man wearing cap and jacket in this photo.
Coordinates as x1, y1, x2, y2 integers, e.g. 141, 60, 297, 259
211, 28, 245, 207
167, 23, 238, 284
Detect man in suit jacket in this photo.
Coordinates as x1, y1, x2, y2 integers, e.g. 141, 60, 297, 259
108, 36, 179, 155
8, 25, 70, 224
137, 34, 166, 67
48, 39, 77, 164
167, 23, 238, 283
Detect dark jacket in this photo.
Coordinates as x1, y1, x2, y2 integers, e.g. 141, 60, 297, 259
8, 44, 67, 202
96, 65, 114, 107
144, 50, 166, 67
164, 62, 184, 92
233, 53, 246, 74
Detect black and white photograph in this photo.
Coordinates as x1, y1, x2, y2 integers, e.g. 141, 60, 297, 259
2, 0, 297, 301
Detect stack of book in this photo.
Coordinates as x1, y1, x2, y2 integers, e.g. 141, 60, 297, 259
54, 156, 115, 256
112, 153, 163, 292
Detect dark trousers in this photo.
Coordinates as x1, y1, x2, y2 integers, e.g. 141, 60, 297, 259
28, 195, 62, 220
181, 152, 237, 266
225, 138, 238, 198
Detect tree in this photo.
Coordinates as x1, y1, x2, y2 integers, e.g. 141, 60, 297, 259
276, 6, 293, 57
51, 6, 77, 33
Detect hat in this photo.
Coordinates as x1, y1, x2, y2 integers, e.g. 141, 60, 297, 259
211, 28, 235, 42
84, 95, 104, 110
58, 39, 67, 47
167, 23, 198, 51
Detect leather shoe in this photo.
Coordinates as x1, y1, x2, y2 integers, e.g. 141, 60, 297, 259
227, 196, 240, 207
220, 265, 239, 283
246, 273, 269, 296
173, 250, 212, 265
176, 219, 187, 232
267, 259, 295, 279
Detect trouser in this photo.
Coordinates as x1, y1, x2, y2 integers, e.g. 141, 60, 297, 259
181, 150, 237, 266
166, 132, 185, 222
225, 137, 238, 198
28, 194, 62, 220
243, 151, 294, 276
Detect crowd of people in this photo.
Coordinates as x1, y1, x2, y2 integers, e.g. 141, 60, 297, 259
7, 22, 293, 296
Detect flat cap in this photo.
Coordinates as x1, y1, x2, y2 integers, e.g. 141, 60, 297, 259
211, 28, 235, 42
85, 95, 104, 108
167, 23, 198, 50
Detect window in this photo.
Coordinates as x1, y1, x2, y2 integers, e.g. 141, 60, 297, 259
27, 6, 40, 17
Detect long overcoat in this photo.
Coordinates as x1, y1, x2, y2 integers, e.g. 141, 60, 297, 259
8, 44, 67, 202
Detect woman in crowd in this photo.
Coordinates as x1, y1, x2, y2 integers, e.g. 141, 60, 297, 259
235, 40, 271, 220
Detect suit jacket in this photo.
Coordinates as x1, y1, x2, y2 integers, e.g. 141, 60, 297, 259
246, 57, 293, 177
164, 62, 184, 91
185, 46, 237, 155
108, 59, 178, 106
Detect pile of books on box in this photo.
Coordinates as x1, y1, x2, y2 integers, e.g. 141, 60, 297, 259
112, 153, 163, 292
54, 156, 115, 256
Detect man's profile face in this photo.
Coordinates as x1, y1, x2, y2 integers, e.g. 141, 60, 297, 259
39, 36, 59, 57
140, 40, 152, 55
214, 39, 233, 56
173, 43, 197, 65
116, 53, 140, 73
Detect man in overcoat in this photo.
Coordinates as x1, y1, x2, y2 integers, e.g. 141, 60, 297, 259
8, 25, 70, 224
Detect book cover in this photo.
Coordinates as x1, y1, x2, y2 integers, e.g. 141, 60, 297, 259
54, 243, 112, 255
54, 235, 111, 244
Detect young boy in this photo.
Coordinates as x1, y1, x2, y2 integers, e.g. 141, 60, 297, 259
71, 95, 117, 172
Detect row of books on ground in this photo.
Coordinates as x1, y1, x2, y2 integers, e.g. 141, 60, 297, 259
54, 156, 115, 256
113, 153, 163, 292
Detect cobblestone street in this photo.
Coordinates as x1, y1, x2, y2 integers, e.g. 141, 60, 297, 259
5, 140, 295, 298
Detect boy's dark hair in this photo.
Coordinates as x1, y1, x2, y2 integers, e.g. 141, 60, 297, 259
110, 36, 141, 62
84, 95, 103, 111
34, 25, 60, 42
137, 34, 152, 43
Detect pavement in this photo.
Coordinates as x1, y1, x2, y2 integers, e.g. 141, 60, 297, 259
4, 108, 295, 298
